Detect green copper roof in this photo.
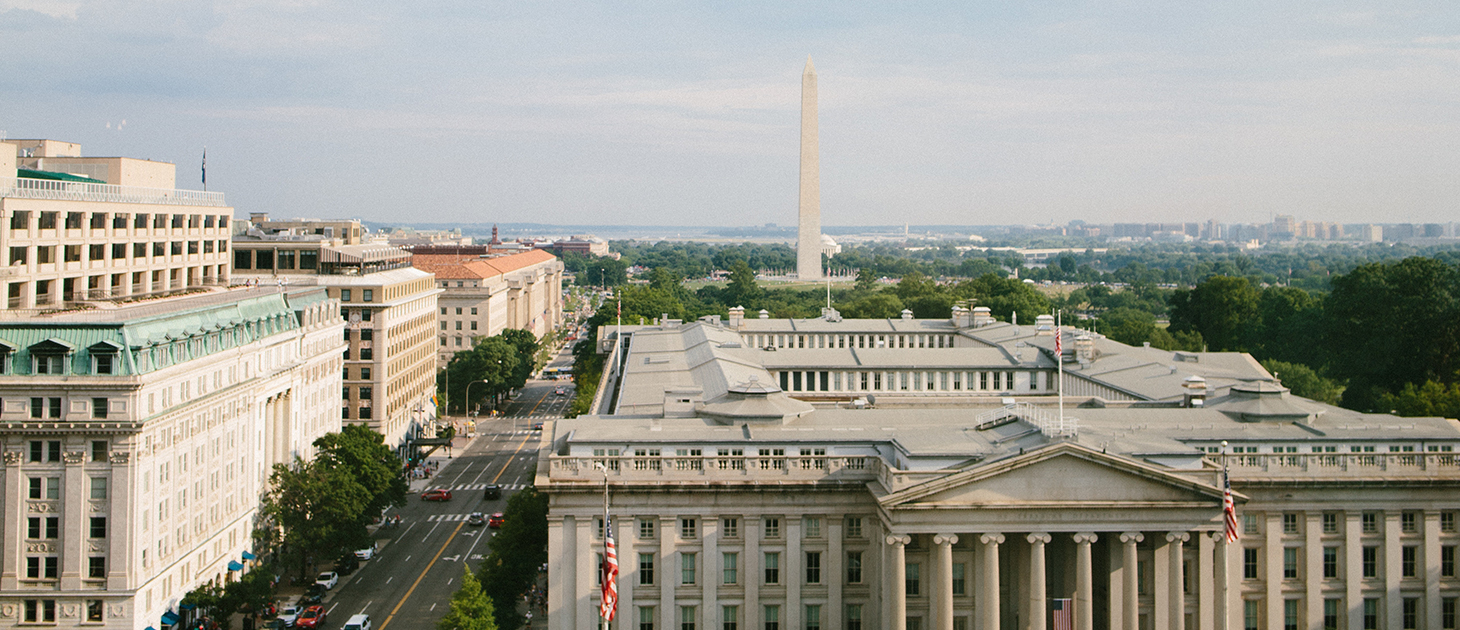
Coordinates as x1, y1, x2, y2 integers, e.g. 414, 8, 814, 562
16, 168, 108, 184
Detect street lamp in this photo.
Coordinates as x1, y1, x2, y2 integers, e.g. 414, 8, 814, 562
464, 379, 489, 417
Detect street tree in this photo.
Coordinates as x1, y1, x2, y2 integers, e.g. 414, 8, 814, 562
262, 457, 372, 580
477, 488, 549, 630
313, 425, 407, 524
438, 568, 499, 630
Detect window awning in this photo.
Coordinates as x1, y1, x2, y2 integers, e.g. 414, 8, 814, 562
227, 560, 244, 571
161, 611, 180, 625
179, 603, 196, 611
241, 551, 257, 560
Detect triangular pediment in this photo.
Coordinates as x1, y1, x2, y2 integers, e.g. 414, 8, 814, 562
883, 442, 1233, 510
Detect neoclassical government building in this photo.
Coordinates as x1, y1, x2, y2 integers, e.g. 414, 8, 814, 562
539, 307, 1460, 630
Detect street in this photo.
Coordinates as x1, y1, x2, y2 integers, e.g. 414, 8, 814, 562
305, 369, 573, 630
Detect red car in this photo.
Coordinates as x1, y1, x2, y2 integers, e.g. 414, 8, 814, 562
296, 606, 326, 630
421, 489, 453, 502
487, 512, 505, 528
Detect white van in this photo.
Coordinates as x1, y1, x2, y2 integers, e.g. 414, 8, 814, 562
343, 614, 371, 630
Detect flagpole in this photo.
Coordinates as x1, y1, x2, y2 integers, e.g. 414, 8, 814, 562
1056, 309, 1064, 424
602, 468, 610, 630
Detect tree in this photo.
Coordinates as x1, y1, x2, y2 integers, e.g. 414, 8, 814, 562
440, 334, 523, 413
854, 268, 878, 293
1169, 275, 1258, 351
263, 457, 372, 581
1378, 381, 1460, 419
1097, 307, 1158, 347
1325, 258, 1460, 411
498, 329, 541, 389
438, 568, 499, 630
477, 488, 550, 630
1261, 359, 1344, 405
951, 274, 1051, 325
313, 425, 407, 525
894, 271, 937, 301
1247, 287, 1323, 365
724, 260, 762, 308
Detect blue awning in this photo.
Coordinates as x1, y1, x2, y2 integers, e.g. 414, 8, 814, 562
227, 560, 244, 571
241, 551, 257, 560
161, 611, 180, 625
179, 603, 196, 611
147, 626, 157, 630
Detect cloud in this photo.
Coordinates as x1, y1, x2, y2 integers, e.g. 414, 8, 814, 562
0, 0, 78, 19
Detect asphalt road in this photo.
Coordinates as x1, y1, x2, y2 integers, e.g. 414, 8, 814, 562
307, 375, 572, 630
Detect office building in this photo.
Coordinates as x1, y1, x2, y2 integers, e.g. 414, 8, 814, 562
410, 250, 564, 366
541, 308, 1460, 630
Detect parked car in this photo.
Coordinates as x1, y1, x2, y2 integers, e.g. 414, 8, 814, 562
297, 590, 323, 608
296, 606, 327, 630
334, 554, 359, 575
354, 543, 377, 560
482, 485, 501, 500
315, 572, 338, 590
277, 606, 301, 628
487, 512, 505, 528
467, 512, 485, 526
421, 488, 452, 502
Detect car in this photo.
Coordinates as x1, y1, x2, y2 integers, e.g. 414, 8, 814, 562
555, 387, 567, 396
296, 606, 327, 630
354, 543, 377, 560
297, 590, 323, 608
343, 614, 372, 630
467, 512, 485, 526
278, 607, 301, 628
487, 512, 505, 528
315, 571, 338, 590
334, 554, 359, 575
421, 488, 453, 501
262, 619, 286, 630
482, 485, 501, 500
531, 422, 543, 431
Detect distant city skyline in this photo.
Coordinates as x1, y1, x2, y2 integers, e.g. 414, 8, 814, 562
2, 2, 1457, 226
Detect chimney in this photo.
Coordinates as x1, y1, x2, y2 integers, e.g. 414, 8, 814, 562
1074, 334, 1095, 365
728, 306, 744, 329
249, 212, 270, 224
758, 309, 770, 320
971, 307, 995, 327
1035, 314, 1055, 335
1183, 375, 1208, 408
900, 309, 914, 321
951, 305, 972, 329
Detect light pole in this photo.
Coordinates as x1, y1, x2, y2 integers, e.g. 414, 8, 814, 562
464, 379, 489, 418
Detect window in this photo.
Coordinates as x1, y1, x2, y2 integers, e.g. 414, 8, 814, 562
1285, 599, 1300, 630
37, 245, 54, 263
1363, 546, 1378, 578
91, 477, 108, 500
1323, 547, 1338, 579
804, 516, 822, 538
723, 552, 738, 584
723, 518, 739, 538
39, 211, 57, 229
1245, 600, 1260, 630
681, 606, 696, 630
681, 517, 697, 539
640, 606, 655, 630
88, 556, 106, 579
26, 517, 59, 539
1403, 512, 1418, 533
764, 605, 779, 630
681, 552, 696, 585
639, 553, 655, 585
847, 551, 863, 584
1242, 514, 1259, 535
1364, 598, 1379, 630
764, 552, 779, 584
1404, 597, 1419, 630
640, 518, 656, 539
1363, 512, 1379, 533
66, 212, 84, 229
845, 605, 863, 630
805, 551, 821, 584
764, 517, 781, 538
1444, 597, 1456, 630
1403, 545, 1418, 578
1284, 547, 1299, 579
340, 289, 351, 301
23, 599, 57, 623
952, 563, 966, 595
1244, 548, 1259, 579
804, 605, 820, 630
1445, 545, 1456, 578
906, 562, 920, 596
87, 600, 104, 622
10, 210, 29, 230
1283, 513, 1299, 534
845, 517, 862, 538
723, 605, 738, 630
29, 439, 62, 462
1446, 512, 1458, 533
90, 517, 107, 538
1324, 598, 1341, 630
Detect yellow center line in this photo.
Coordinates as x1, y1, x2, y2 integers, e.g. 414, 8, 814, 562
378, 520, 465, 630
490, 431, 534, 484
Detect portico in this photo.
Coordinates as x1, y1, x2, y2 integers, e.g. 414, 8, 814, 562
878, 443, 1238, 630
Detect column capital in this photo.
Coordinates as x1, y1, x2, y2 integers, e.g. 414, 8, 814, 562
1026, 532, 1052, 545
1165, 531, 1190, 543
1119, 531, 1144, 544
885, 534, 912, 546
979, 532, 1005, 545
1072, 532, 1098, 545
933, 533, 959, 546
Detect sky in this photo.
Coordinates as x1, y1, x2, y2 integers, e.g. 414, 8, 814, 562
1, 1, 1457, 227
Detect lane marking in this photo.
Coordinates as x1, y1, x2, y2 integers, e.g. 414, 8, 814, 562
384, 576, 392, 584
326, 603, 338, 615
378, 520, 465, 630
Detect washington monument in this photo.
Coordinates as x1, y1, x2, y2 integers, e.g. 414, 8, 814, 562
796, 56, 822, 281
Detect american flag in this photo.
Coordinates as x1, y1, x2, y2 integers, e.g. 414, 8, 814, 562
1052, 598, 1073, 630
599, 515, 619, 621
1223, 469, 1240, 543
1054, 323, 1062, 355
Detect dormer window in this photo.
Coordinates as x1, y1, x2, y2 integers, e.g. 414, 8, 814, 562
0, 339, 15, 374
89, 341, 123, 375
29, 339, 74, 375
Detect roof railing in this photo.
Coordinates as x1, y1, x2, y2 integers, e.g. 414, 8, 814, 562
0, 176, 227, 207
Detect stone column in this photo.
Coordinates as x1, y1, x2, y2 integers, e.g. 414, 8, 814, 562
1385, 512, 1402, 630
829, 518, 844, 630
887, 534, 911, 630
1074, 532, 1098, 630
1214, 534, 1229, 630
660, 516, 675, 630
703, 517, 719, 629
1427, 511, 1443, 630
934, 534, 959, 630
979, 533, 1004, 630
1120, 532, 1143, 630
576, 518, 595, 627
1166, 532, 1188, 630
788, 518, 802, 629
546, 516, 570, 630
1027, 533, 1051, 630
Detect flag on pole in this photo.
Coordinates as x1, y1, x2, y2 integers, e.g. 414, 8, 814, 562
1052, 598, 1073, 630
1054, 322, 1062, 355
1223, 469, 1240, 543
201, 148, 207, 188
600, 515, 619, 621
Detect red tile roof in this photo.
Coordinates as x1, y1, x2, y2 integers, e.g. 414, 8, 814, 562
412, 249, 557, 280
